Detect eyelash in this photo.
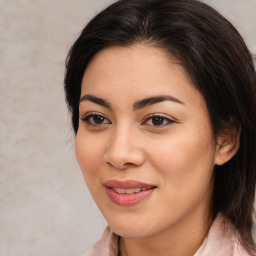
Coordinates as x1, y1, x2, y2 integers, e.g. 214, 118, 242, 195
81, 112, 111, 126
142, 114, 175, 127
80, 113, 175, 127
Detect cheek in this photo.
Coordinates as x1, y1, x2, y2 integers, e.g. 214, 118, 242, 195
75, 131, 105, 182
75, 131, 111, 214
146, 135, 215, 225
149, 130, 216, 190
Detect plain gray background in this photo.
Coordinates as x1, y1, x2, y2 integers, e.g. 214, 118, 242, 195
0, 0, 255, 256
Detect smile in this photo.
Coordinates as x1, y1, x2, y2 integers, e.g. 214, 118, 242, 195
104, 180, 156, 206
113, 187, 148, 194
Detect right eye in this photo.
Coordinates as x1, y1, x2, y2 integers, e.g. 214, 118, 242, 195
81, 113, 111, 126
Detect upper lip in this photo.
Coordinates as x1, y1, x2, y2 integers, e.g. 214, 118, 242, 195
103, 179, 157, 189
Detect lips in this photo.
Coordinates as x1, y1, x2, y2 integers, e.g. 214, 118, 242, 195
104, 180, 156, 206
113, 187, 148, 194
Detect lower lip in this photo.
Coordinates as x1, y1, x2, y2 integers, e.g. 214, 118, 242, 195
105, 187, 155, 206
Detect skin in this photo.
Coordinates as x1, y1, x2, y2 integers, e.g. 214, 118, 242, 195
75, 44, 238, 256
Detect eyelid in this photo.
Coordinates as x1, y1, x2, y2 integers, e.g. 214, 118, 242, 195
142, 113, 176, 126
80, 112, 111, 125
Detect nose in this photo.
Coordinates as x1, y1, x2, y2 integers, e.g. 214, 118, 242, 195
103, 126, 145, 170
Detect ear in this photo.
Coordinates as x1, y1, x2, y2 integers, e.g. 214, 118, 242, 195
214, 121, 241, 166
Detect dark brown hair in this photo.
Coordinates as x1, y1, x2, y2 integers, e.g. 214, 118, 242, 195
64, 0, 256, 254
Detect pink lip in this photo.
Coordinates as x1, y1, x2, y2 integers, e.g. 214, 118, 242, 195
104, 180, 156, 206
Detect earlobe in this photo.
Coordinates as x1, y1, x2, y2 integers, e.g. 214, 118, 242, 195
214, 127, 240, 166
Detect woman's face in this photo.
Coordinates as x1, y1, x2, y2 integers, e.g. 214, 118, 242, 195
76, 44, 219, 238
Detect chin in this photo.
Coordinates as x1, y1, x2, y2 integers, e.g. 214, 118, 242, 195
110, 225, 150, 238
104, 214, 156, 238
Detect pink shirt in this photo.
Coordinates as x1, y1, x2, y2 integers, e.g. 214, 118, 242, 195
83, 214, 249, 256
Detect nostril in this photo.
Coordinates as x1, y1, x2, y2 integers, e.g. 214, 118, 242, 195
106, 161, 134, 169
124, 162, 133, 166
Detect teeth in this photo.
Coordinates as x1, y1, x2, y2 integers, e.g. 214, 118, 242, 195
134, 188, 141, 193
125, 188, 135, 194
113, 188, 148, 194
114, 188, 126, 194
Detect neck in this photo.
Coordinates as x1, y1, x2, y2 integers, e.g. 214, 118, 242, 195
120, 209, 213, 256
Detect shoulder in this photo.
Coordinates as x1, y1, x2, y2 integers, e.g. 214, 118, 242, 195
232, 236, 253, 256
195, 213, 253, 256
81, 226, 119, 256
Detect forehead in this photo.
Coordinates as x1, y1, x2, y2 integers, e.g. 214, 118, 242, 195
81, 44, 202, 108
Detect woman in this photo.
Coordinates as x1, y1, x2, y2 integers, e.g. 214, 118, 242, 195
64, 0, 256, 255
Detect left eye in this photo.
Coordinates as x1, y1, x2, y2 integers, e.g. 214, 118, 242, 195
143, 115, 174, 127
81, 114, 111, 125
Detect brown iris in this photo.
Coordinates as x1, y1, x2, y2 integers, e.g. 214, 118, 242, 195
93, 115, 105, 124
151, 116, 164, 126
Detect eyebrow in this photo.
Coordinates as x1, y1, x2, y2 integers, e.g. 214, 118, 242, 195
79, 94, 184, 110
133, 95, 184, 110
79, 94, 112, 109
